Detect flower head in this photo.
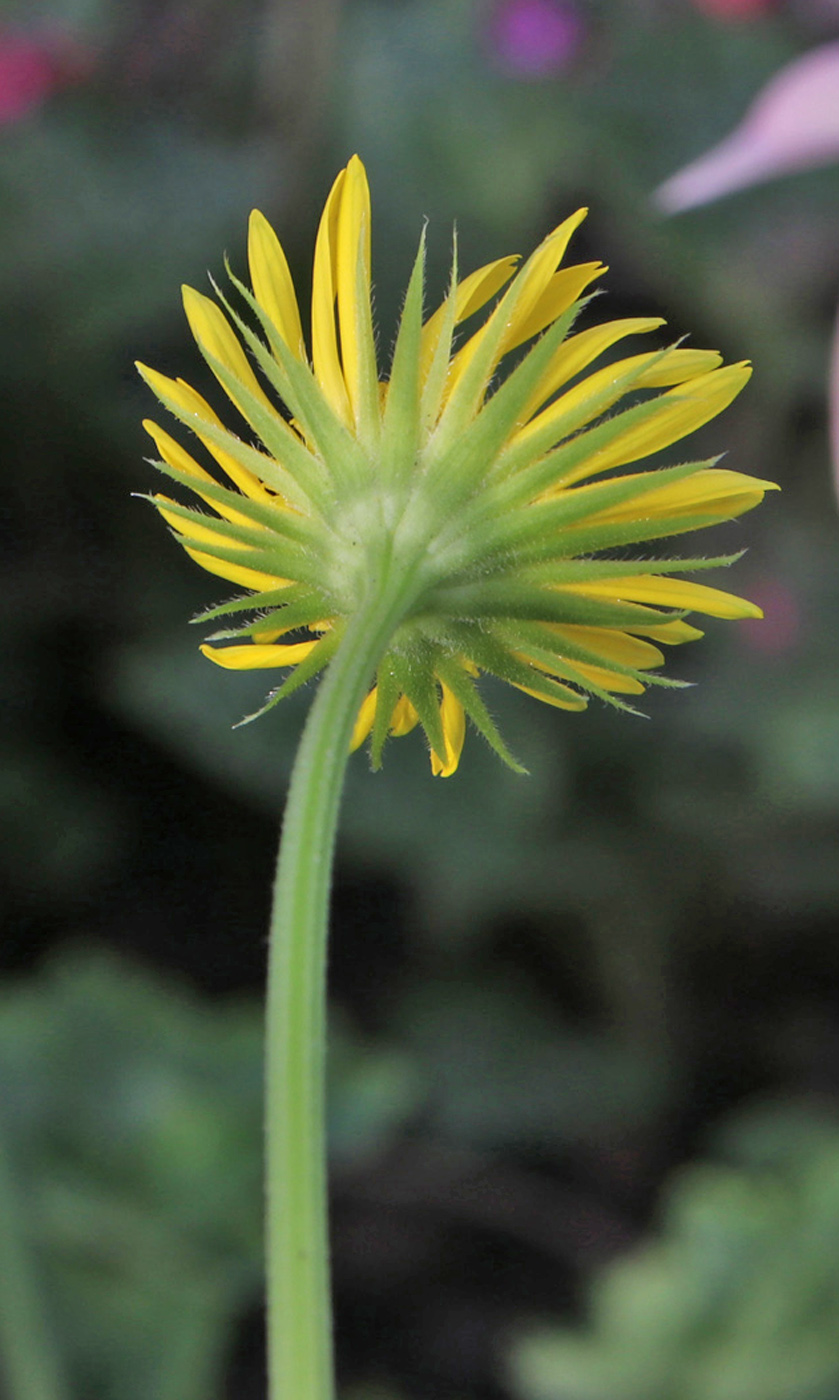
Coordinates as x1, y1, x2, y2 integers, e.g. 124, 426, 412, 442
139, 156, 776, 776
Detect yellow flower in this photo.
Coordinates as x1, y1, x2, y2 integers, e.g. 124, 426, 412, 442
139, 156, 776, 776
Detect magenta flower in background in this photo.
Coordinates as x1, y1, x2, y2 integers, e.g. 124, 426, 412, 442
489, 0, 583, 78
653, 42, 839, 501
0, 29, 88, 123
0, 31, 59, 122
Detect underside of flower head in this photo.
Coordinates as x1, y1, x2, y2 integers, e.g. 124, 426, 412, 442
139, 155, 777, 776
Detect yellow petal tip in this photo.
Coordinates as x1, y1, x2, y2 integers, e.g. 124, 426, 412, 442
181, 284, 209, 316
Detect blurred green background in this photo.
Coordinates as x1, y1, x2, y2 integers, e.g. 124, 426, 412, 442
2, 0, 839, 1397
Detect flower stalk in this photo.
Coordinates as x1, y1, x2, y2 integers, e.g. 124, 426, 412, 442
265, 563, 424, 1400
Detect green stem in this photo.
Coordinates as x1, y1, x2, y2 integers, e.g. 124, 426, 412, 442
265, 567, 420, 1400
0, 1128, 66, 1400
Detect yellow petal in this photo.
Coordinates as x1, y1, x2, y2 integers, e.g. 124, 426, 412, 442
184, 547, 288, 592
419, 256, 519, 384
182, 286, 276, 424
139, 364, 219, 423
626, 620, 705, 645
550, 624, 665, 670
569, 661, 646, 694
389, 694, 420, 736
634, 347, 722, 388
514, 646, 646, 694
350, 686, 377, 751
139, 364, 279, 506
430, 683, 466, 776
558, 574, 763, 620
311, 166, 352, 425
512, 681, 588, 711
501, 209, 589, 344
144, 419, 212, 482
456, 257, 520, 322
502, 261, 605, 353
445, 210, 590, 407
144, 420, 258, 529
251, 622, 294, 642
561, 362, 753, 487
335, 154, 376, 429
581, 466, 776, 527
155, 498, 256, 554
521, 316, 665, 423
248, 209, 305, 359
199, 640, 317, 670
515, 349, 731, 457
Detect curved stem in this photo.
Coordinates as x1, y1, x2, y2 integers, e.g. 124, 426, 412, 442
265, 567, 420, 1400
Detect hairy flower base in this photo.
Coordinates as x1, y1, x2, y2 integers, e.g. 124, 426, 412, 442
139, 156, 776, 775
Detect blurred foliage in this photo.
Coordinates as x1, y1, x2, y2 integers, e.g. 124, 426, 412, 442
0, 949, 420, 1398
2, 0, 839, 1395
510, 1102, 839, 1400
0, 948, 262, 1400
7, 945, 839, 1400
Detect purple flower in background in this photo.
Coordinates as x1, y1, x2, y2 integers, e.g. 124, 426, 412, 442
653, 43, 839, 501
489, 0, 583, 78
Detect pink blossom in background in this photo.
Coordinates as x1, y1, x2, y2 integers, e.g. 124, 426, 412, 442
740, 578, 802, 654
690, 0, 775, 19
489, 0, 583, 78
0, 29, 89, 124
0, 32, 59, 122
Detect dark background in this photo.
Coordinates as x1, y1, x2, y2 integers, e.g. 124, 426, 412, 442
2, 1, 839, 1397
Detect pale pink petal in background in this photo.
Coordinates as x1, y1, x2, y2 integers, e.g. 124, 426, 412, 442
653, 41, 839, 213
654, 42, 839, 505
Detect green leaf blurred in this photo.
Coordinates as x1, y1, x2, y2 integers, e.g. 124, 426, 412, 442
0, 950, 424, 1398
510, 1104, 839, 1400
